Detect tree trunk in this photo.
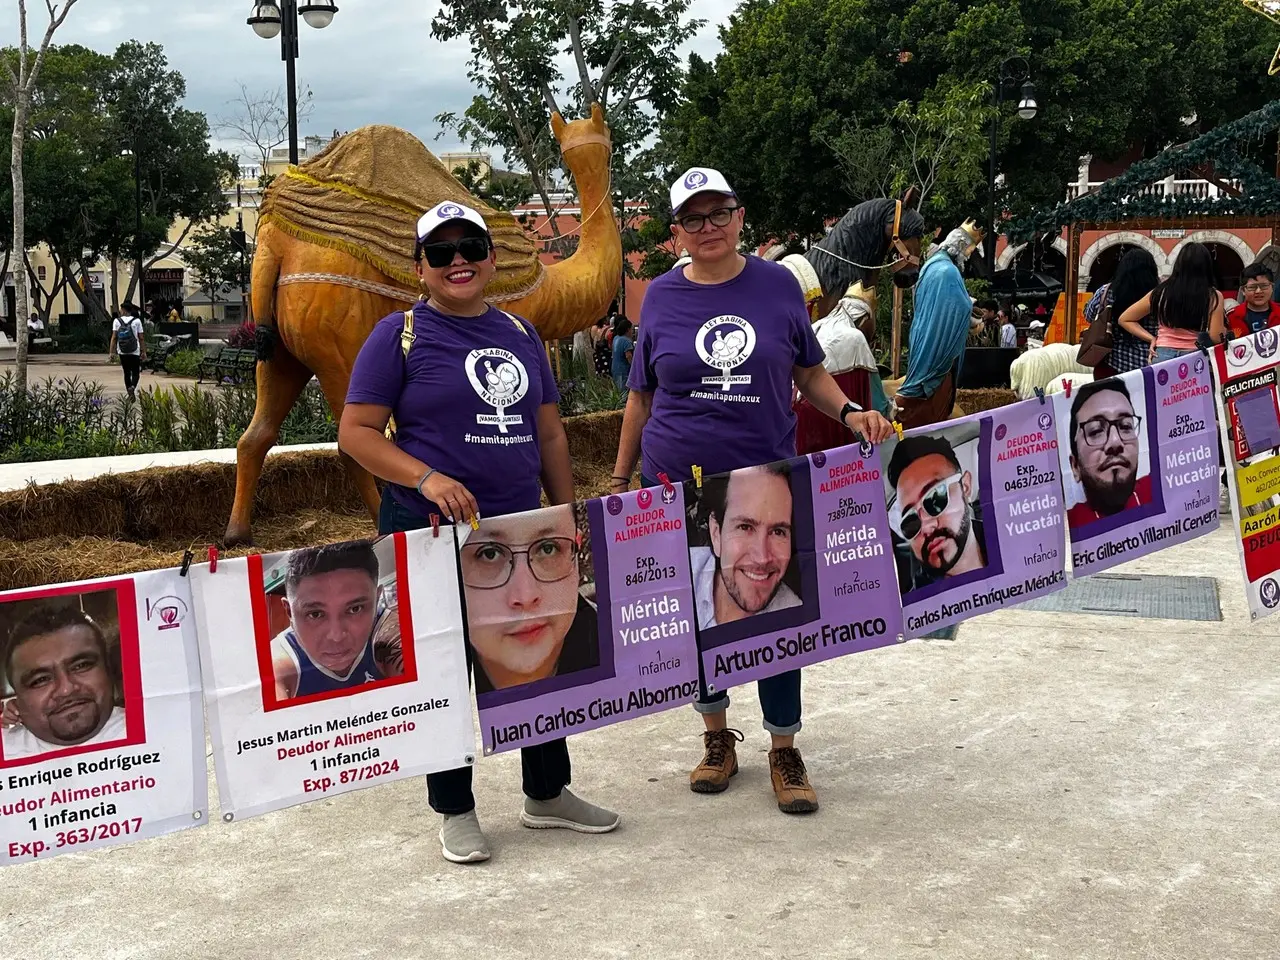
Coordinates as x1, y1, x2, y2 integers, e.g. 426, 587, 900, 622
11, 93, 29, 388
109, 253, 121, 315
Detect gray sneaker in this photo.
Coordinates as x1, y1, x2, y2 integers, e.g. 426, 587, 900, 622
520, 788, 620, 833
439, 811, 490, 864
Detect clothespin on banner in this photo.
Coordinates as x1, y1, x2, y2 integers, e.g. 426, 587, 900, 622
692, 465, 703, 489
1034, 386, 1046, 405
179, 550, 194, 577
656, 472, 677, 498
207, 544, 219, 574
430, 514, 440, 538
1063, 379, 1073, 399
892, 421, 904, 440
469, 514, 480, 532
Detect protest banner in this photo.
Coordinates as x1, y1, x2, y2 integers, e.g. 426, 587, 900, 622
686, 446, 905, 694
1054, 356, 1219, 578
192, 530, 474, 819
474, 492, 699, 755
881, 398, 1068, 635
0, 570, 206, 865
1212, 329, 1280, 620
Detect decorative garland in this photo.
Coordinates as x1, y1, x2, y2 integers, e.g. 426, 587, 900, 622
1009, 99, 1280, 241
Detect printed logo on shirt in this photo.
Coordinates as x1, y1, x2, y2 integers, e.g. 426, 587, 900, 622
465, 347, 529, 435
694, 315, 756, 393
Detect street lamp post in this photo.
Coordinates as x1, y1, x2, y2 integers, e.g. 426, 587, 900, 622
987, 56, 1038, 275
247, 1, 337, 165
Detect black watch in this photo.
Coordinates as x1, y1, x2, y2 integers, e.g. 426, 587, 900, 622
839, 401, 863, 426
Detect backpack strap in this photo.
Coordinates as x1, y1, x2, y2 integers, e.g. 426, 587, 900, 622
500, 310, 536, 340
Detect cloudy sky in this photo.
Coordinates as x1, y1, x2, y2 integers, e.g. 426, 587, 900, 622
0, 1, 735, 162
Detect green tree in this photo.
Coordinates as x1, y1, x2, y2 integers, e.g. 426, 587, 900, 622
184, 224, 251, 310
660, 0, 1277, 243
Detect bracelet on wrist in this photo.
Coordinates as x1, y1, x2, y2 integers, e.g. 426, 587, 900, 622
416, 467, 437, 494
611, 475, 630, 483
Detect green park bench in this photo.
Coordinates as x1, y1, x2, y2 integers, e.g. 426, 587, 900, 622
147, 334, 194, 372
197, 346, 257, 385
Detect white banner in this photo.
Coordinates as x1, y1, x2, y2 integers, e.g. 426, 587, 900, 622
192, 528, 474, 820
0, 569, 207, 865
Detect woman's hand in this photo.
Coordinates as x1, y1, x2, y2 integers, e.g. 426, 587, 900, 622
1147, 340, 1158, 363
421, 471, 479, 524
846, 410, 894, 444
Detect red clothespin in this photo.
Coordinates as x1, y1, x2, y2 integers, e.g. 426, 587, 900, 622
656, 472, 676, 498
207, 544, 219, 573
430, 513, 440, 538
1064, 379, 1073, 399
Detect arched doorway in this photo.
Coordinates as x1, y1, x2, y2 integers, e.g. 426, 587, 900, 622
1203, 242, 1245, 292
1088, 244, 1140, 292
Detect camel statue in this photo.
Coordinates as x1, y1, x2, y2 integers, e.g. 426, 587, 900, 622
224, 104, 621, 545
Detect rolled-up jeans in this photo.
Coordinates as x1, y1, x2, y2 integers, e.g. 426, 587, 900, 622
641, 473, 803, 735
378, 489, 571, 813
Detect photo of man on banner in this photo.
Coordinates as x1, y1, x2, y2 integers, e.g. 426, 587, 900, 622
885, 424, 990, 597
463, 503, 601, 700
1063, 374, 1160, 533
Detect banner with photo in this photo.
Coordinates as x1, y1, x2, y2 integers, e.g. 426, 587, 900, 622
1211, 329, 1280, 621
1054, 355, 1219, 578
474, 492, 699, 756
880, 398, 1068, 635
0, 570, 206, 866
191, 530, 474, 819
686, 445, 905, 695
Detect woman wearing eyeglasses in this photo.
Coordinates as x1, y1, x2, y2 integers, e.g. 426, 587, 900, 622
610, 167, 893, 815
339, 201, 618, 866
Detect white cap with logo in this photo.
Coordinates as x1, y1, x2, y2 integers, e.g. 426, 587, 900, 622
669, 167, 736, 216
416, 201, 490, 243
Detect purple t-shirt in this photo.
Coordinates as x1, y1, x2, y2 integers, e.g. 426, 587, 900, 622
628, 256, 824, 481
346, 302, 558, 519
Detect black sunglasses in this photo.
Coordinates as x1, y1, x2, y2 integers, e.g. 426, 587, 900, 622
418, 236, 491, 269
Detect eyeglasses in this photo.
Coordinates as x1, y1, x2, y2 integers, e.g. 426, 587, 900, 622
892, 473, 962, 540
461, 537, 578, 589
1078, 414, 1141, 447
1243, 282, 1274, 293
675, 206, 741, 233
418, 236, 490, 269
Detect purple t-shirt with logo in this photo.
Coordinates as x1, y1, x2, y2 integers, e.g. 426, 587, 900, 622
346, 302, 558, 519
628, 256, 824, 481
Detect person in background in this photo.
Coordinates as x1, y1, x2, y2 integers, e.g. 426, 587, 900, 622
1083, 248, 1161, 379
167, 303, 181, 323
338, 200, 618, 865
1227, 262, 1280, 338
1116, 241, 1224, 362
611, 166, 893, 815
108, 301, 147, 402
611, 316, 634, 392
974, 299, 1000, 347
998, 308, 1017, 349
591, 315, 612, 378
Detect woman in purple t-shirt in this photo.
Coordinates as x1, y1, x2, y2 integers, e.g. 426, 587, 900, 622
610, 168, 893, 814
339, 201, 619, 865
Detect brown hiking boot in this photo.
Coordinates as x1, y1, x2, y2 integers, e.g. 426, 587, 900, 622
769, 747, 819, 813
689, 728, 744, 793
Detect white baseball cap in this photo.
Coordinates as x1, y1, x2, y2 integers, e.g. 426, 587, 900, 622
670, 167, 736, 215
416, 201, 490, 243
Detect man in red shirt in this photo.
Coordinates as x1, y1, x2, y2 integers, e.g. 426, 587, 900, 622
1227, 263, 1280, 338
1066, 378, 1152, 528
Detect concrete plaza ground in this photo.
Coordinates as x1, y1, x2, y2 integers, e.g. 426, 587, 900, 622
1, 353, 206, 398
2, 520, 1275, 959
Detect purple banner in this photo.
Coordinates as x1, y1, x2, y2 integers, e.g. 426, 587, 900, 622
1054, 356, 1219, 577
687, 444, 906, 694
473, 491, 699, 755
881, 398, 1068, 635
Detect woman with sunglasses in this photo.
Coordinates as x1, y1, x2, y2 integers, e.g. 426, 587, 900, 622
610, 167, 893, 815
339, 201, 619, 866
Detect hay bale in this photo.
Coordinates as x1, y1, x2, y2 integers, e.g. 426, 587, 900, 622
956, 388, 1017, 414
564, 409, 623, 468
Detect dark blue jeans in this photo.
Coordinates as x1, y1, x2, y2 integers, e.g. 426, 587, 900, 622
641, 474, 802, 735
378, 490, 571, 813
